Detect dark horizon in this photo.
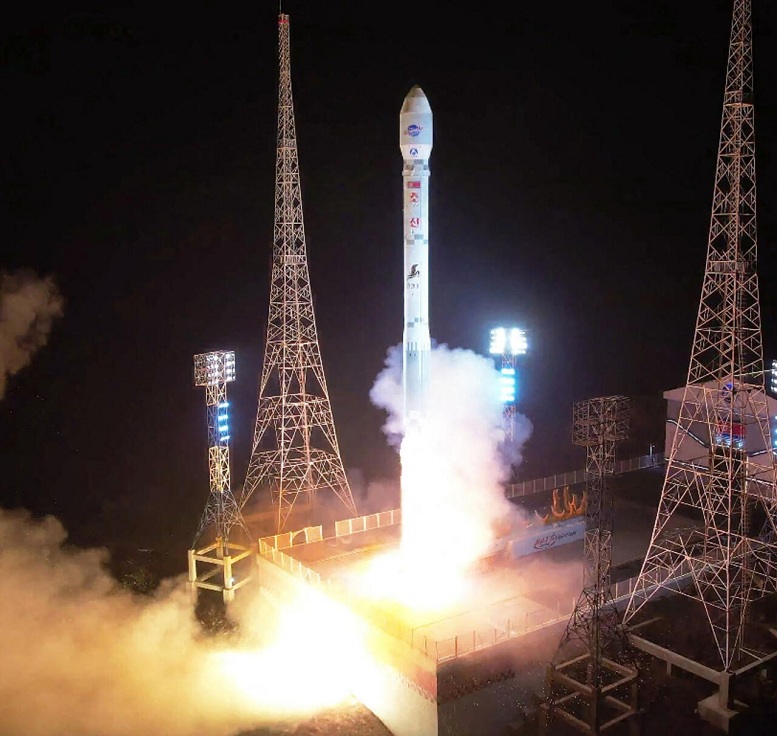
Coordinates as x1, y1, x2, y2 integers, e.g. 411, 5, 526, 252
3, 2, 777, 563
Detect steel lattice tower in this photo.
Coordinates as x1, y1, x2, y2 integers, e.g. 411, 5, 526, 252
624, 0, 777, 672
241, 13, 357, 532
188, 351, 252, 604
501, 352, 518, 444
192, 351, 247, 547
545, 397, 637, 733
558, 397, 630, 665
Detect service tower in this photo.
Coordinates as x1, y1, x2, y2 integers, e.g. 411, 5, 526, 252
400, 86, 433, 419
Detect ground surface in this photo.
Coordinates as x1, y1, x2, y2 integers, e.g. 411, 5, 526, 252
235, 697, 392, 736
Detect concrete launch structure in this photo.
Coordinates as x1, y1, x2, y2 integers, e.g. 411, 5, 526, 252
253, 481, 689, 736
256, 509, 582, 736
400, 86, 433, 417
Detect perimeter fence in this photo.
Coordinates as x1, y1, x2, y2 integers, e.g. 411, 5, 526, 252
505, 451, 665, 500
418, 568, 692, 662
256, 524, 692, 664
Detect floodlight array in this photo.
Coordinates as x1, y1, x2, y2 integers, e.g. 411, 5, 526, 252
193, 350, 236, 387
771, 359, 777, 395
489, 327, 528, 356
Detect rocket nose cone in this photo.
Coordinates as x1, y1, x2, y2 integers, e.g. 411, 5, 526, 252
401, 85, 432, 115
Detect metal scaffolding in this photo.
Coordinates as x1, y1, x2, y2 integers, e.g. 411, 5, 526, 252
545, 396, 638, 734
623, 0, 777, 676
241, 14, 357, 532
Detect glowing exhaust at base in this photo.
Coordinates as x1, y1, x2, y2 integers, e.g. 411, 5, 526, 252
211, 587, 374, 717
366, 343, 532, 617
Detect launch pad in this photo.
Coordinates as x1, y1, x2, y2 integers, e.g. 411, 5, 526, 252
252, 488, 664, 736
256, 510, 578, 736
253, 482, 698, 736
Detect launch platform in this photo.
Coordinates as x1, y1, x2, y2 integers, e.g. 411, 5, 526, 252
253, 486, 691, 736
251, 469, 707, 736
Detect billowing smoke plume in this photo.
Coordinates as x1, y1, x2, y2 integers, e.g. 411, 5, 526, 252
370, 344, 533, 572
0, 508, 364, 736
0, 270, 64, 398
369, 345, 406, 448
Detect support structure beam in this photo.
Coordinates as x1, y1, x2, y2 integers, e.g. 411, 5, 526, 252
545, 396, 638, 734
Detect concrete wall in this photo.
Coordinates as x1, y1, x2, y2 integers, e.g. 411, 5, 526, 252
355, 661, 438, 736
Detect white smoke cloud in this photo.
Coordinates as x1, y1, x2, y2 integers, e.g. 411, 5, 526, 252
0, 270, 64, 398
0, 509, 240, 736
369, 345, 405, 448
0, 508, 364, 736
370, 344, 533, 571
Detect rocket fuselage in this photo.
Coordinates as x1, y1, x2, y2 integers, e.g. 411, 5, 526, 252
400, 86, 433, 418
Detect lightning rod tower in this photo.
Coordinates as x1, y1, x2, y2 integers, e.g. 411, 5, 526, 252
545, 396, 638, 734
241, 13, 357, 532
188, 350, 252, 604
624, 0, 777, 679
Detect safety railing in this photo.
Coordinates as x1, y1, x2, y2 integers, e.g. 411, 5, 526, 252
421, 568, 693, 663
259, 525, 324, 551
257, 538, 323, 587
258, 531, 692, 664
335, 508, 401, 537
505, 452, 665, 500
412, 602, 568, 662
256, 489, 693, 666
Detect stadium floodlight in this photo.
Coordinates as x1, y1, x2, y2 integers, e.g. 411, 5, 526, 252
489, 327, 527, 408
488, 326, 527, 445
189, 348, 250, 605
489, 327, 528, 356
771, 359, 777, 395
509, 328, 528, 356
489, 327, 507, 355
194, 350, 236, 386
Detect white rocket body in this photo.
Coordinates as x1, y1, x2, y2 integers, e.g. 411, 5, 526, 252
400, 85, 433, 419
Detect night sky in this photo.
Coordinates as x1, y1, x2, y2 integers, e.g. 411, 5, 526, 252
3, 2, 777, 563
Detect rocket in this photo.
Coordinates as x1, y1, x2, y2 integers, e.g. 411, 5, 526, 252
400, 85, 433, 419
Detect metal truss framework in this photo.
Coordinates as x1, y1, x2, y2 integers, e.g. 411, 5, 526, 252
189, 351, 251, 603
561, 397, 630, 663
500, 352, 518, 444
545, 397, 637, 734
242, 14, 357, 532
624, 0, 777, 672
489, 327, 528, 447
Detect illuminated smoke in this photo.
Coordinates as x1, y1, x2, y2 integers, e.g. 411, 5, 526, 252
369, 344, 406, 448
370, 344, 533, 578
0, 508, 365, 736
0, 275, 370, 733
0, 270, 64, 398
